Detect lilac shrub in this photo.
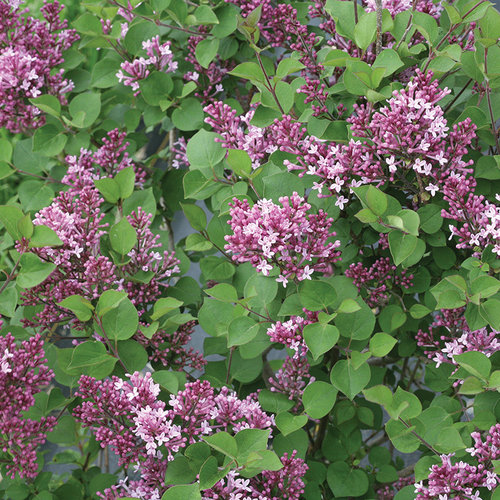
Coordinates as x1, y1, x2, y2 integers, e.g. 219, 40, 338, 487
0, 0, 499, 499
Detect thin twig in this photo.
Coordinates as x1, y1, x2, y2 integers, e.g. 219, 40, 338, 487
375, 0, 383, 55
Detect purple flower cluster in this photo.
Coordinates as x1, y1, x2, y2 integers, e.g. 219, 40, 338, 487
267, 310, 318, 352
184, 30, 232, 103
416, 308, 500, 370
0, 0, 78, 132
289, 71, 476, 206
19, 129, 179, 330
117, 35, 177, 95
415, 424, 500, 498
0, 333, 56, 478
442, 175, 500, 255
204, 102, 279, 169
135, 320, 206, 372
203, 450, 307, 499
225, 193, 341, 286
74, 372, 284, 498
364, 0, 443, 18
269, 350, 314, 403
345, 257, 414, 308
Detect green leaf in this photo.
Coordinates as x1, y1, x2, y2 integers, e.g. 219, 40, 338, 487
172, 97, 204, 131
151, 297, 184, 321
335, 298, 375, 341
435, 427, 466, 454
69, 92, 101, 128
372, 49, 404, 77
161, 484, 201, 500
200, 256, 235, 281
117, 339, 148, 373
393, 387, 422, 420
96, 290, 127, 317
203, 432, 237, 459
29, 95, 61, 117
275, 412, 308, 436
91, 58, 122, 88
109, 218, 137, 255
337, 298, 361, 313
195, 38, 220, 69
388, 231, 418, 266
17, 213, 33, 239
481, 299, 500, 330
0, 205, 24, 240
204, 283, 237, 302
194, 4, 219, 24
303, 323, 340, 360
28, 225, 63, 248
276, 58, 305, 77
227, 316, 260, 347
153, 370, 181, 393
33, 124, 67, 156
17, 253, 56, 288
363, 385, 393, 408
185, 232, 213, 252
258, 389, 294, 413
226, 148, 252, 177
454, 351, 491, 381
181, 203, 207, 231
0, 161, 14, 180
58, 295, 94, 322
114, 166, 136, 200
140, 72, 173, 106
183, 170, 220, 200
94, 178, 120, 204
100, 296, 139, 340
67, 341, 117, 379
186, 129, 226, 169
299, 280, 337, 311
327, 462, 369, 498
275, 81, 295, 113
229, 62, 264, 83
385, 419, 420, 453
418, 204, 443, 234
379, 305, 406, 333
354, 11, 377, 50
234, 428, 270, 464
369, 332, 397, 357
0, 284, 18, 318
303, 381, 337, 418
330, 359, 371, 400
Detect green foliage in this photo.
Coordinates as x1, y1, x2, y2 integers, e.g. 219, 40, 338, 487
1, 0, 500, 498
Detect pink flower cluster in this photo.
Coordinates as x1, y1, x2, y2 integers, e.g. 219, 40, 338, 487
0, 0, 78, 132
376, 476, 415, 500
288, 71, 477, 211
19, 129, 179, 330
226, 0, 319, 71
184, 29, 232, 103
269, 350, 314, 402
0, 333, 56, 479
225, 193, 341, 286
416, 308, 500, 369
345, 257, 414, 308
74, 372, 285, 498
364, 0, 443, 18
136, 321, 206, 372
416, 425, 500, 498
203, 451, 307, 500
267, 310, 318, 352
117, 35, 177, 95
442, 175, 500, 255
204, 101, 279, 169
